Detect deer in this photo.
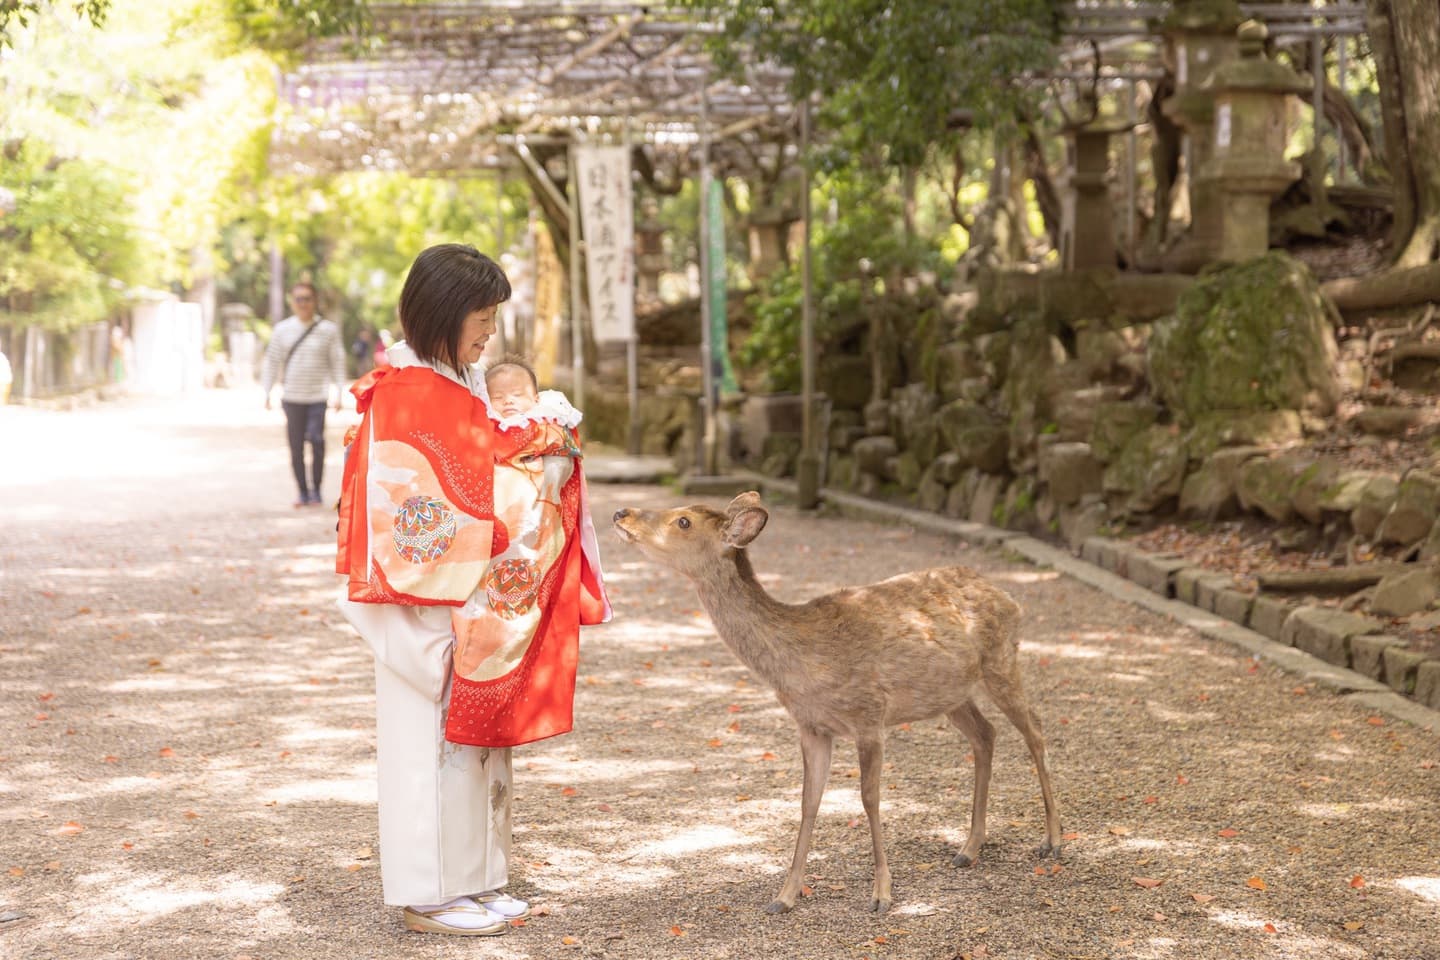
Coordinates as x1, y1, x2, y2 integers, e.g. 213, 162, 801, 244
612, 491, 1062, 915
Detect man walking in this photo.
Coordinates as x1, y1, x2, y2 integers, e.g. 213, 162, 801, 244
261, 281, 346, 507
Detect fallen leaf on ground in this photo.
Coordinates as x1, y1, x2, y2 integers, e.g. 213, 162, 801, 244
1191, 893, 1215, 904
1247, 877, 1268, 891
1350, 875, 1365, 888
1343, 920, 1364, 931
1132, 877, 1163, 889
1217, 828, 1240, 838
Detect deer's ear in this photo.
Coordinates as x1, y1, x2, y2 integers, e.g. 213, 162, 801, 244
722, 506, 768, 548
726, 491, 764, 517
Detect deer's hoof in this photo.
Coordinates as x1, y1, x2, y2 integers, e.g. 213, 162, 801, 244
763, 899, 793, 915
1036, 840, 1061, 859
869, 897, 892, 914
951, 852, 976, 868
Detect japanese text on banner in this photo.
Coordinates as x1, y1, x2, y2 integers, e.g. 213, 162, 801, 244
574, 146, 635, 343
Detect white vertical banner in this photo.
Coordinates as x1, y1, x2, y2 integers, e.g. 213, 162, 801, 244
574, 145, 635, 343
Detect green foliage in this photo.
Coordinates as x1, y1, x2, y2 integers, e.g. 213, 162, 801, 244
219, 172, 528, 343
739, 268, 806, 391
0, 0, 106, 48
221, 0, 370, 59
736, 160, 945, 392
685, 0, 1061, 168
0, 140, 140, 330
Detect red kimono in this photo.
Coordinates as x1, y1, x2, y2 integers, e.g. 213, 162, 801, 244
337, 369, 609, 748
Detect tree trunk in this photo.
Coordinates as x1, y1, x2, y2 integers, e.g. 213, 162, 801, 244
1022, 125, 1063, 253
1322, 260, 1440, 312
1143, 74, 1181, 258
1368, 0, 1440, 266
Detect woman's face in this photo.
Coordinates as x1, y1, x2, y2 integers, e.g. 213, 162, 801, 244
458, 306, 499, 365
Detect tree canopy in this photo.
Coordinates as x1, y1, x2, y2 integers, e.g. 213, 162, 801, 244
686, 0, 1062, 168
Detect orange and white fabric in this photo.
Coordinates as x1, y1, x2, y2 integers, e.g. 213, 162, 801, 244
445, 389, 612, 748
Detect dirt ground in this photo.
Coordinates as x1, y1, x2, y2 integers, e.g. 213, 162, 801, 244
2, 388, 1439, 960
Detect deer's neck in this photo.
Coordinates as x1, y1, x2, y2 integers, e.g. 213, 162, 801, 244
692, 549, 797, 688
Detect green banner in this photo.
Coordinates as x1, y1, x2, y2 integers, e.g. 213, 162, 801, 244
707, 178, 739, 395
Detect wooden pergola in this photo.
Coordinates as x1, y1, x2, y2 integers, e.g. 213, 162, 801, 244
270, 1, 801, 177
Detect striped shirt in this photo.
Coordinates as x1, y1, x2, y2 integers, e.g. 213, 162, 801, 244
260, 315, 346, 404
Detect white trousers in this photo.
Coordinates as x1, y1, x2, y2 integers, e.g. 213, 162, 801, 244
342, 598, 513, 905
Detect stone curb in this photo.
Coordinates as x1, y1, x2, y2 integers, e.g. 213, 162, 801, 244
734, 472, 1440, 733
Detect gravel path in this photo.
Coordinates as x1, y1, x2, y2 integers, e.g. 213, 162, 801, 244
2, 389, 1438, 960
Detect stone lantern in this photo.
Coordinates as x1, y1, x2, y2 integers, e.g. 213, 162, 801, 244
634, 195, 666, 305
1060, 117, 1135, 271
1198, 20, 1311, 261
1157, 0, 1243, 267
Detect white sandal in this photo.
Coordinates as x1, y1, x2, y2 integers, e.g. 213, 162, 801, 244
472, 890, 530, 920
401, 899, 508, 936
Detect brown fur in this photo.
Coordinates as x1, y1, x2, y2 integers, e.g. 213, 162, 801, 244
613, 492, 1063, 914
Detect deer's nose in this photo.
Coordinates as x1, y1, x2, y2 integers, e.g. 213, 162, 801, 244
613, 509, 629, 523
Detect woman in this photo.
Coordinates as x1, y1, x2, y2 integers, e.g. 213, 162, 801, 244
334, 244, 606, 937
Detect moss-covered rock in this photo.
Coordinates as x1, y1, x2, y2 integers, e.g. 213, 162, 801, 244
827, 452, 859, 492
584, 388, 694, 458
816, 355, 872, 412
933, 342, 987, 402
852, 435, 898, 478
936, 400, 1009, 472
969, 473, 1007, 525
1235, 453, 1311, 523
1289, 457, 1347, 524
1055, 385, 1130, 443
1090, 401, 1162, 463
893, 450, 924, 492
997, 475, 1040, 531
1184, 410, 1303, 460
888, 383, 940, 451
1038, 442, 1104, 506
1103, 425, 1188, 512
1001, 315, 1067, 418
758, 433, 802, 477
1146, 251, 1340, 424
1377, 470, 1440, 546
1179, 445, 1267, 518
916, 461, 950, 512
1351, 475, 1400, 540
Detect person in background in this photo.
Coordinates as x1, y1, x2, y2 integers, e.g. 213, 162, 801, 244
260, 281, 346, 508
0, 343, 12, 405
351, 326, 375, 378
374, 328, 393, 368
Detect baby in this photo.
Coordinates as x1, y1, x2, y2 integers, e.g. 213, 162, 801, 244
485, 360, 544, 421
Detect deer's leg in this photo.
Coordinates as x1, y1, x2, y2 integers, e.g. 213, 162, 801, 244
766, 726, 833, 914
987, 676, 1063, 859
946, 701, 995, 867
856, 733, 892, 912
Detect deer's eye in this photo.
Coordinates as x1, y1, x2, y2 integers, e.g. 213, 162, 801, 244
676, 516, 691, 529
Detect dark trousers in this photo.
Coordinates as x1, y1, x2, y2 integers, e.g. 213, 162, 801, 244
282, 400, 328, 499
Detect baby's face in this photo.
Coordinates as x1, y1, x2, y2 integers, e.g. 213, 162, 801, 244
488, 368, 539, 418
